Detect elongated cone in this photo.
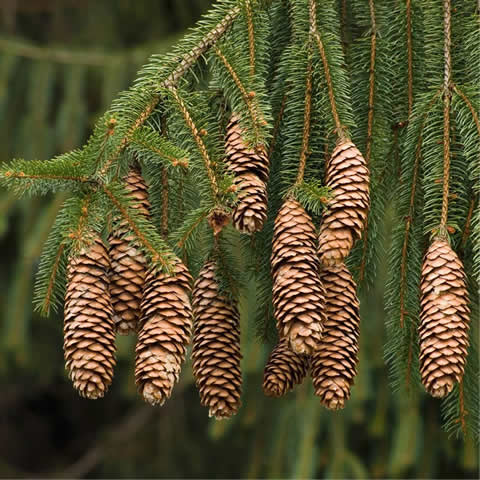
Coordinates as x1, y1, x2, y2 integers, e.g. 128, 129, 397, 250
263, 338, 310, 397
419, 238, 470, 398
191, 260, 242, 419
318, 140, 370, 266
225, 114, 269, 234
135, 259, 193, 406
271, 198, 326, 354
64, 236, 116, 399
311, 263, 360, 410
109, 166, 151, 335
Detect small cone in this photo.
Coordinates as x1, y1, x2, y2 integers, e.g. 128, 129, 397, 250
63, 236, 116, 399
135, 259, 193, 406
263, 339, 310, 397
311, 263, 360, 410
191, 260, 242, 419
109, 166, 151, 335
225, 114, 269, 234
318, 140, 370, 266
419, 238, 470, 398
271, 197, 326, 354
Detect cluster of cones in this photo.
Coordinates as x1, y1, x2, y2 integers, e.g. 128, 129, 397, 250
63, 167, 242, 418
63, 119, 470, 419
263, 140, 368, 410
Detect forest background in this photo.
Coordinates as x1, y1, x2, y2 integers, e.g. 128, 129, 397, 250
0, 1, 478, 478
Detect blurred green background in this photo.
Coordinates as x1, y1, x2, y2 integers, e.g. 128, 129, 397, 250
0, 1, 478, 478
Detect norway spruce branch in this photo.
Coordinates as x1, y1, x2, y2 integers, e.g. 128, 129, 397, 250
0, 150, 89, 197
61, 2, 243, 181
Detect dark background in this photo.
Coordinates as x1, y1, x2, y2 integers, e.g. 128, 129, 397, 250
0, 1, 478, 478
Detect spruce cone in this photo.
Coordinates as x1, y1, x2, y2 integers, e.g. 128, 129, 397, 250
271, 198, 326, 355
109, 166, 151, 335
311, 263, 360, 410
263, 339, 310, 397
191, 260, 242, 419
419, 238, 470, 398
225, 114, 269, 234
135, 259, 193, 406
64, 237, 116, 399
318, 140, 370, 266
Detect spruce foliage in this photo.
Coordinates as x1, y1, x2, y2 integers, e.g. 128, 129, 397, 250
1, 0, 478, 441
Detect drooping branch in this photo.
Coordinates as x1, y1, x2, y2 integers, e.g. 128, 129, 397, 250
245, 0, 256, 77
406, 0, 414, 117
399, 89, 442, 328
98, 6, 241, 176
294, 58, 313, 187
214, 45, 264, 145
168, 87, 220, 200
309, 0, 345, 139
440, 0, 453, 234
358, 0, 377, 283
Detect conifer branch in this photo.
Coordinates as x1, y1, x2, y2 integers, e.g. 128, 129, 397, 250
214, 46, 263, 146
440, 0, 453, 234
309, 0, 345, 139
454, 86, 480, 137
406, 0, 414, 117
457, 380, 468, 438
161, 168, 169, 239
358, 0, 377, 283
98, 6, 241, 176
399, 89, 442, 328
167, 87, 220, 200
268, 93, 287, 157
41, 243, 65, 316
245, 0, 256, 77
68, 194, 92, 249
461, 198, 475, 250
3, 172, 88, 183
294, 58, 313, 187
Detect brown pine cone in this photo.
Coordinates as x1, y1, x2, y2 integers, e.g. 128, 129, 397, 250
64, 236, 116, 399
318, 140, 370, 266
263, 338, 310, 397
311, 263, 360, 410
419, 238, 470, 398
271, 198, 326, 355
135, 259, 193, 406
109, 165, 151, 335
225, 114, 269, 234
191, 260, 242, 419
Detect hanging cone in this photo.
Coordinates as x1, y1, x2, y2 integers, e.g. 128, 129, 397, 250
271, 197, 326, 354
191, 260, 242, 419
135, 259, 193, 406
109, 165, 151, 335
63, 236, 116, 399
318, 140, 370, 266
263, 338, 310, 397
419, 238, 470, 398
311, 263, 360, 410
225, 114, 269, 234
